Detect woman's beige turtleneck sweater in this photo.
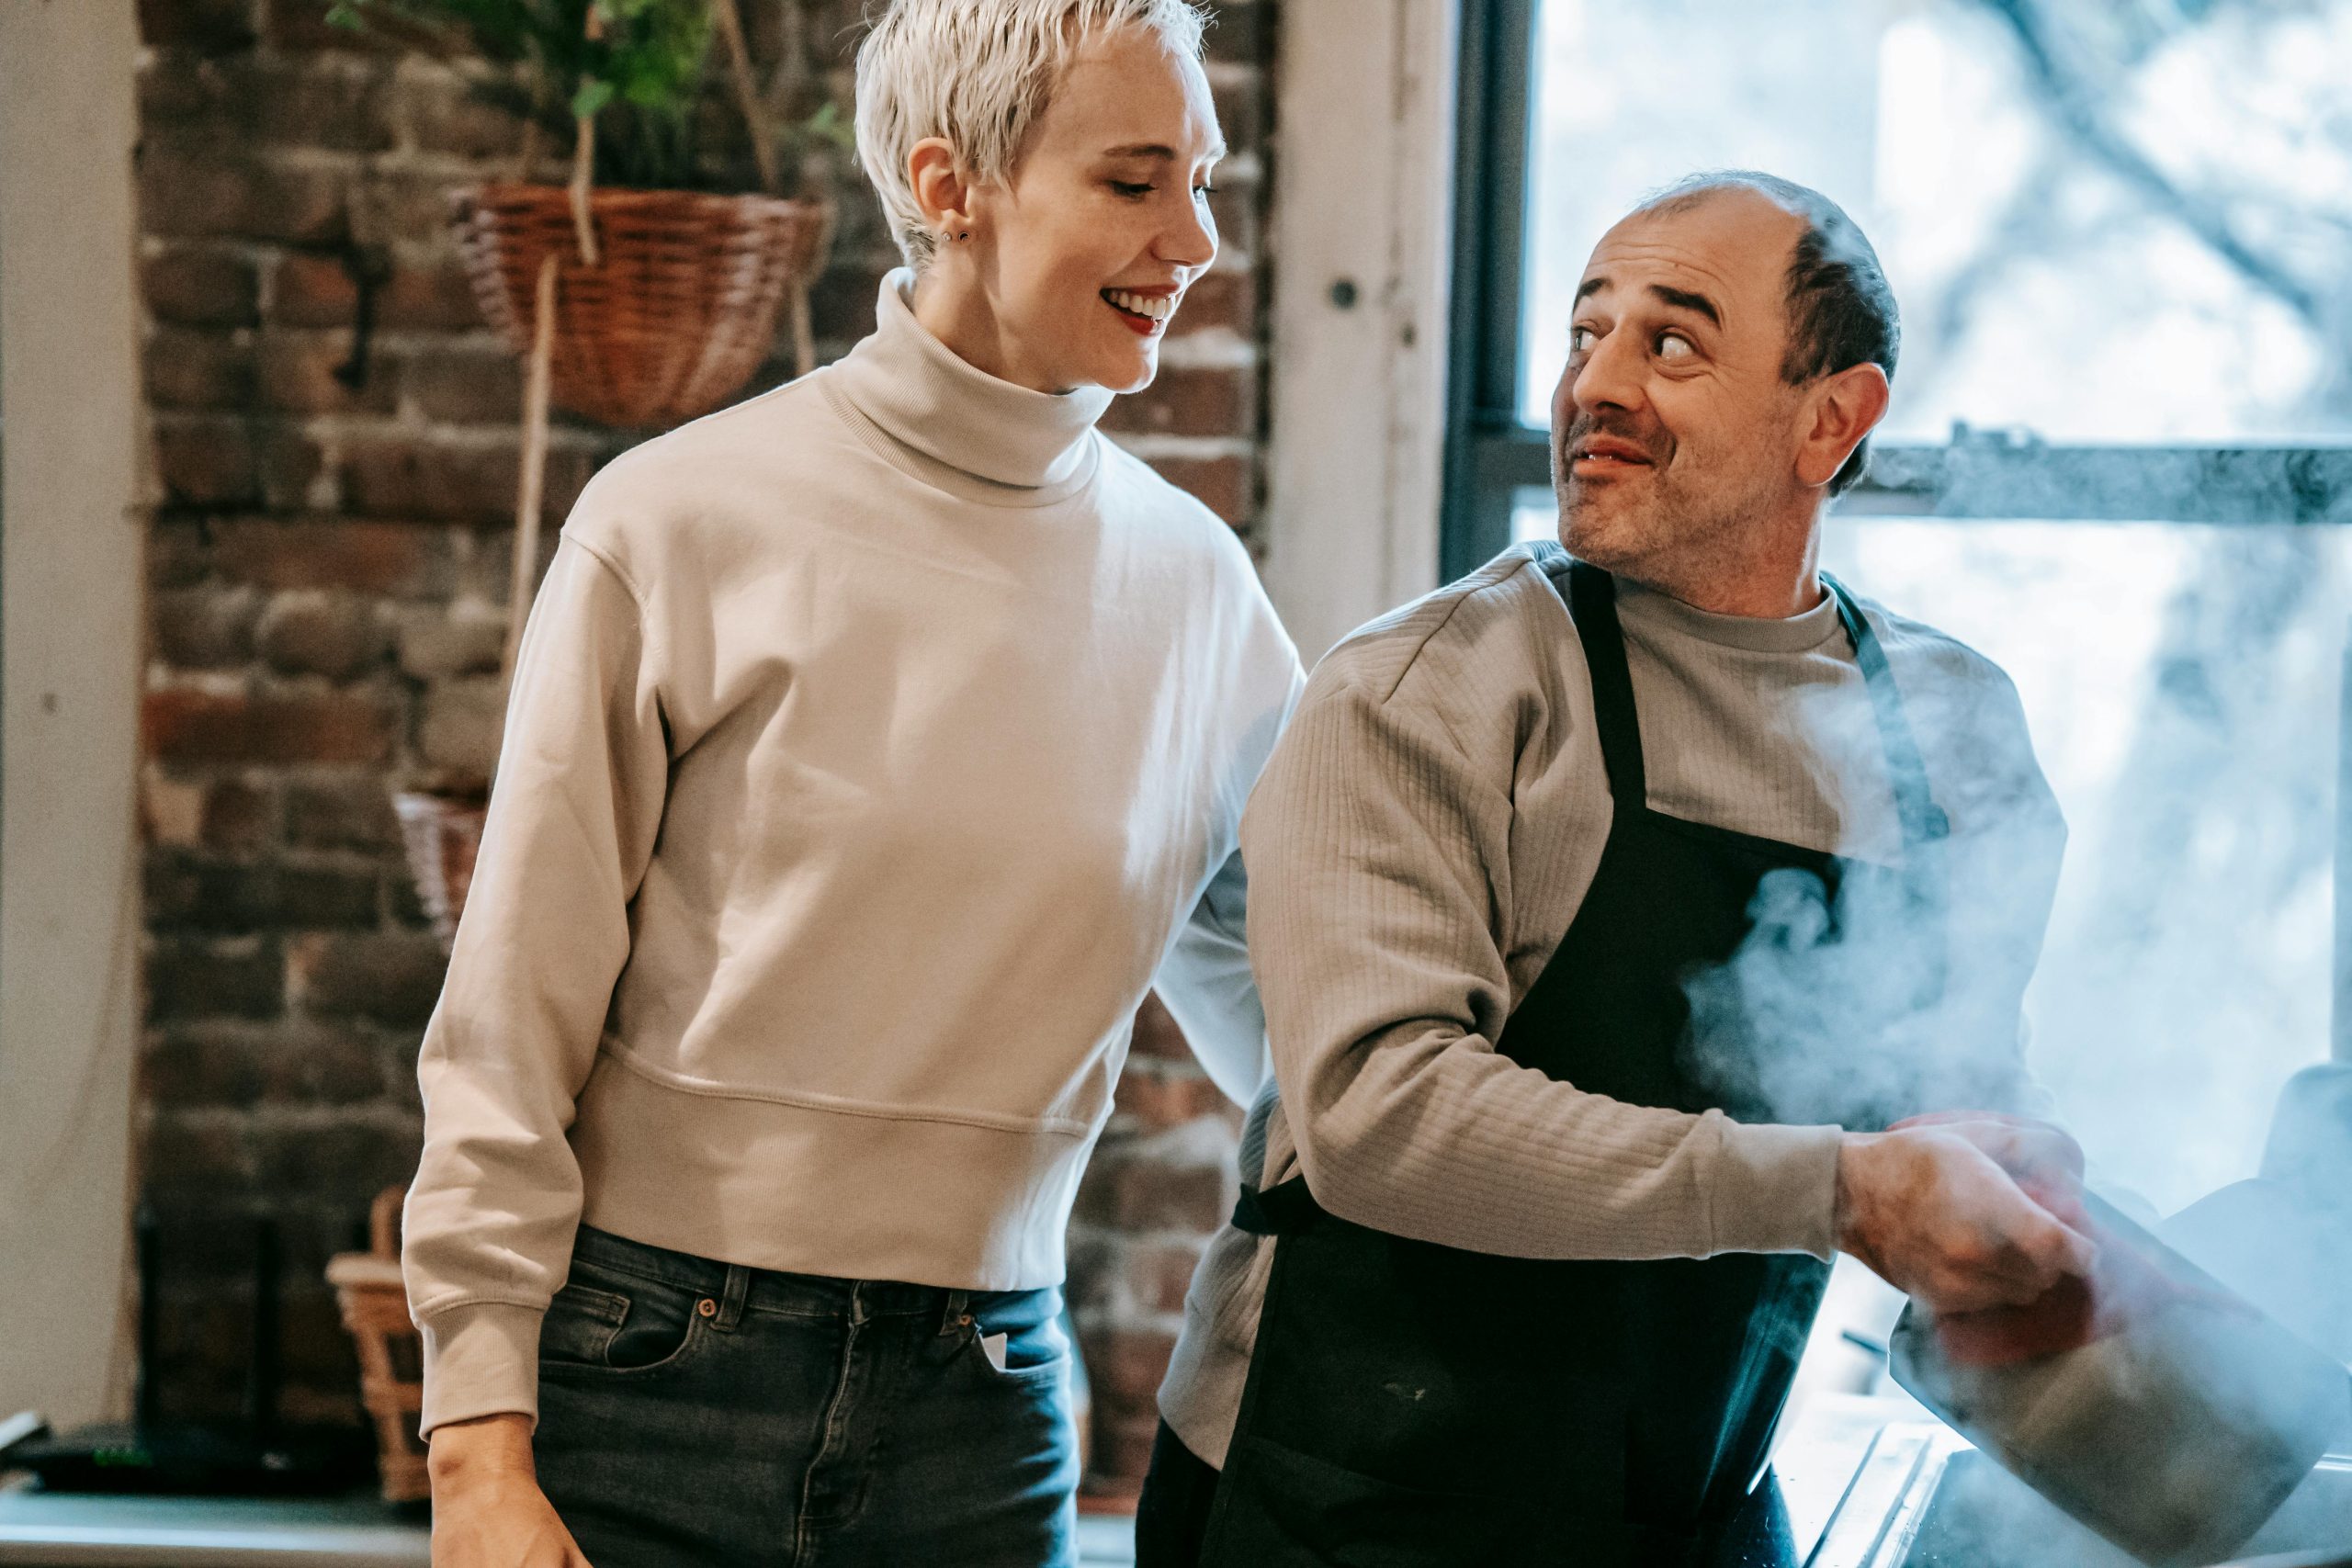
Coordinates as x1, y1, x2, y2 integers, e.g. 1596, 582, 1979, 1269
401, 271, 1303, 1436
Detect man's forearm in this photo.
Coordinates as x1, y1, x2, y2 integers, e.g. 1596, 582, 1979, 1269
1282, 1020, 1844, 1262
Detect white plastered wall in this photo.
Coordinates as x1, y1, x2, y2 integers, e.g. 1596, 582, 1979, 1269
1260, 0, 1459, 663
0, 0, 145, 1427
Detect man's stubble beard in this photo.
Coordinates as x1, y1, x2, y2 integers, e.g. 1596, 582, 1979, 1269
1557, 449, 1788, 604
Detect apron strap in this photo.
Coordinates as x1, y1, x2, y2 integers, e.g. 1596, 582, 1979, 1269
1566, 561, 1647, 807
1232, 1179, 1325, 1237
1821, 572, 1951, 852
1567, 558, 1949, 856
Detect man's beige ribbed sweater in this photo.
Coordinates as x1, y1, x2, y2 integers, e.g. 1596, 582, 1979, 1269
401, 271, 1303, 1437
1159, 542, 2065, 1467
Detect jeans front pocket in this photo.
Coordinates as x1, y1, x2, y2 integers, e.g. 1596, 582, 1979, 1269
538, 1264, 706, 1378
962, 1292, 1071, 1386
538, 1280, 629, 1370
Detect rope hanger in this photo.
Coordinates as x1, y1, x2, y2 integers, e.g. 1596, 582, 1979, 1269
503, 0, 821, 687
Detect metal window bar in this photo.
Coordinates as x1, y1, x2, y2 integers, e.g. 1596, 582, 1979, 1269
1459, 423, 2352, 529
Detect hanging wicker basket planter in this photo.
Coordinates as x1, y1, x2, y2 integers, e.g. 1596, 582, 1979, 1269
327, 1188, 427, 1504
383, 0, 842, 945
451, 182, 831, 430
391, 788, 488, 953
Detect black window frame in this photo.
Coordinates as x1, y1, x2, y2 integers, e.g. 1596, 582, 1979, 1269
1438, 0, 2352, 588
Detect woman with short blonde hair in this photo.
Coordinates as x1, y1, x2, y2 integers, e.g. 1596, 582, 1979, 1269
406, 3, 1297, 1563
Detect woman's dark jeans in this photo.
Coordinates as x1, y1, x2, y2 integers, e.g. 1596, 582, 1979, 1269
533, 1224, 1079, 1567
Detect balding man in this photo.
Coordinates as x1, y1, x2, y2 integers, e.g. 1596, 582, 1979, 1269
1134, 173, 2092, 1568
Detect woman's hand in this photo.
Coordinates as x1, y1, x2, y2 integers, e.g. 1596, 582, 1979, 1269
427, 1414, 592, 1568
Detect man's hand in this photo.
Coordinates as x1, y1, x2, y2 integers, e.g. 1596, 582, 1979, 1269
1835, 1115, 2098, 1314
426, 1413, 592, 1568
1884, 1110, 2094, 1228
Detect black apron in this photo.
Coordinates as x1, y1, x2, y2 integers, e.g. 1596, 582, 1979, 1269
1199, 562, 1957, 1568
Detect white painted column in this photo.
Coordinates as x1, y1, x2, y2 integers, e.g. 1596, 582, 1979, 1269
1261, 0, 1459, 663
0, 0, 145, 1428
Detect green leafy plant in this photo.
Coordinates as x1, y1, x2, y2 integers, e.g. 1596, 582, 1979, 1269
325, 0, 853, 196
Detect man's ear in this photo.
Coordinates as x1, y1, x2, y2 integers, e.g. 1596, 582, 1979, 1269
908, 137, 977, 241
1796, 363, 1892, 489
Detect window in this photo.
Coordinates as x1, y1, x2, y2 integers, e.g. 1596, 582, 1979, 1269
1448, 0, 2352, 1213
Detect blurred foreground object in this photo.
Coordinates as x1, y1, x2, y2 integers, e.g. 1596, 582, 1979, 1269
326, 1189, 428, 1505
1892, 1190, 2348, 1567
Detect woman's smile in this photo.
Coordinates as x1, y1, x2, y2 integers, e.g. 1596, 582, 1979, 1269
1103, 285, 1181, 335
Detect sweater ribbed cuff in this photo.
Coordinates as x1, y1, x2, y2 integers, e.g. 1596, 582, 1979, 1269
417, 1301, 544, 1438
1708, 1119, 1845, 1259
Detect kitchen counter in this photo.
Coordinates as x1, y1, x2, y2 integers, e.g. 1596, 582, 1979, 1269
21, 1390, 2337, 1565
1770, 1390, 1933, 1558
0, 1395, 1943, 1568
1798, 1421, 2352, 1568
0, 1491, 429, 1567
0, 1484, 1139, 1565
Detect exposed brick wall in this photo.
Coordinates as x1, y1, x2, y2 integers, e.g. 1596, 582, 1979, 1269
131, 0, 1279, 1490
1068, 995, 1250, 1485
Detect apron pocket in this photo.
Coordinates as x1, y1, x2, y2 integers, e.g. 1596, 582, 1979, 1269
1206, 1432, 1532, 1567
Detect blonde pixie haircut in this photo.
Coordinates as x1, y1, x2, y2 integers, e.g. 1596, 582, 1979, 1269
855, 0, 1214, 271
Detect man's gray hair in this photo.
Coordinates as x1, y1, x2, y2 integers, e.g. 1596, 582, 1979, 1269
855, 0, 1213, 272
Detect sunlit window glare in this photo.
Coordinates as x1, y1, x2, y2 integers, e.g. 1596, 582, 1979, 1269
1518, 0, 2352, 1213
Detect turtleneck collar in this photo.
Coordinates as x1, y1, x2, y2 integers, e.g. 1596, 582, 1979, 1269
823, 268, 1115, 503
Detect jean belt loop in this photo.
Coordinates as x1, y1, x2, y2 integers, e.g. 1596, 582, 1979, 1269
940, 1288, 971, 1337
715, 1263, 752, 1330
